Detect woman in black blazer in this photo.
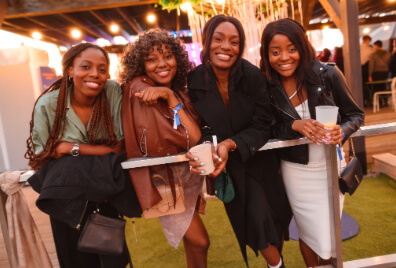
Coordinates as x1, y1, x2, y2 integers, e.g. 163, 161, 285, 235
186, 15, 292, 268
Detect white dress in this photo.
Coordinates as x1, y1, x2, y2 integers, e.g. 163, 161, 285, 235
281, 100, 346, 259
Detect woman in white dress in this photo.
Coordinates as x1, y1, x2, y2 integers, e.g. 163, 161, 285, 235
259, 18, 364, 267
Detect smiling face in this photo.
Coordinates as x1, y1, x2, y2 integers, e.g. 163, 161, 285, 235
68, 47, 109, 100
144, 43, 177, 88
209, 22, 240, 72
268, 34, 300, 80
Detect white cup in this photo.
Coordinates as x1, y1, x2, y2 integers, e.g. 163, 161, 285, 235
315, 105, 339, 128
189, 143, 215, 175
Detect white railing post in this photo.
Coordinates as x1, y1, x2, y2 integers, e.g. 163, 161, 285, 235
325, 145, 343, 267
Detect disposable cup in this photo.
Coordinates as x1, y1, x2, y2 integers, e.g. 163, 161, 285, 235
189, 144, 215, 175
315, 105, 339, 128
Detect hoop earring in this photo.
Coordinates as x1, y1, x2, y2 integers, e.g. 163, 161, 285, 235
68, 76, 73, 82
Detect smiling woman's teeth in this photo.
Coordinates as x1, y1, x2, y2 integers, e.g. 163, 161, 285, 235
217, 54, 230, 60
157, 71, 169, 77
279, 63, 292, 67
86, 82, 99, 87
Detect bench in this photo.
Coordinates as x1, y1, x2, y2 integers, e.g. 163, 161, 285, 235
372, 153, 396, 180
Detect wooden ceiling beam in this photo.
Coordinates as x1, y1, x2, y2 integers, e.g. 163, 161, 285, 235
116, 7, 143, 34
89, 10, 132, 42
24, 17, 76, 44
318, 0, 341, 29
301, 0, 316, 29
6, 0, 156, 19
59, 13, 109, 41
2, 20, 74, 46
0, 0, 9, 28
358, 14, 396, 25
305, 14, 396, 31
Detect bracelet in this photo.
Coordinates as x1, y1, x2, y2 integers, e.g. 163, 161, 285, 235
169, 103, 180, 110
229, 140, 237, 152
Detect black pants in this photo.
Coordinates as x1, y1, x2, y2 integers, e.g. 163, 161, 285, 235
362, 63, 369, 104
50, 203, 130, 268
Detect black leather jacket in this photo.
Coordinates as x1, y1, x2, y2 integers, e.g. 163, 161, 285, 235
269, 60, 365, 164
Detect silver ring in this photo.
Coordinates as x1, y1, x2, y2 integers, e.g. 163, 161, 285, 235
189, 166, 192, 172
217, 158, 222, 162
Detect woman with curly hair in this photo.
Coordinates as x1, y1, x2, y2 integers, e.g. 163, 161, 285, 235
120, 29, 209, 267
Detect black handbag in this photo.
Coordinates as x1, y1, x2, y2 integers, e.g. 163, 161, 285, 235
77, 208, 126, 255
338, 138, 363, 195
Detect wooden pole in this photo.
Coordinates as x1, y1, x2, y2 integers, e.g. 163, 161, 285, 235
340, 0, 367, 174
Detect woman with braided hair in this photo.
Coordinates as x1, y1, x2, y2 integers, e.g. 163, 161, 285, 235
25, 43, 131, 268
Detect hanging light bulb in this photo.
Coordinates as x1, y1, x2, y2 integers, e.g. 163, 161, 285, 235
180, 2, 192, 12
32, 32, 42, 40
71, 29, 82, 39
147, 13, 156, 23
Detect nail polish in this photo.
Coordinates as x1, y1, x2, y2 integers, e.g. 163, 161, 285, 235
200, 162, 205, 166
194, 158, 198, 161
201, 171, 205, 174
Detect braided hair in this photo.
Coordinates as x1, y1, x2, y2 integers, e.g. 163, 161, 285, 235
25, 43, 118, 170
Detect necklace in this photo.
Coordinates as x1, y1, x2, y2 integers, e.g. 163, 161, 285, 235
288, 84, 302, 100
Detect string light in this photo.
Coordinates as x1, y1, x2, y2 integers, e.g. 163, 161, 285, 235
32, 32, 42, 40
147, 14, 156, 23
71, 29, 81, 39
110, 24, 119, 33
180, 2, 192, 12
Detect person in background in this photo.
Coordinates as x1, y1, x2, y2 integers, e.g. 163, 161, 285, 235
332, 46, 344, 74
360, 35, 374, 106
260, 18, 364, 267
369, 40, 391, 107
186, 15, 292, 268
25, 43, 133, 268
389, 39, 396, 78
119, 29, 209, 268
317, 48, 332, 62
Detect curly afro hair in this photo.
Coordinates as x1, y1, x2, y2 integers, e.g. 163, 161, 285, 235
119, 29, 194, 91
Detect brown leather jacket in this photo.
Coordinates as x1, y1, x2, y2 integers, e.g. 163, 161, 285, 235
121, 75, 200, 210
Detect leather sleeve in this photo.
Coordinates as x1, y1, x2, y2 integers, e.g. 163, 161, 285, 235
121, 81, 162, 210
326, 65, 365, 142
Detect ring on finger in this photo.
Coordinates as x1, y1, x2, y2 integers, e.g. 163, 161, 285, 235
189, 165, 192, 172
339, 129, 342, 134
218, 158, 222, 162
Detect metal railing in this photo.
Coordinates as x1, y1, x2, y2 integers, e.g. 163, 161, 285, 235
120, 122, 396, 268
5, 122, 396, 268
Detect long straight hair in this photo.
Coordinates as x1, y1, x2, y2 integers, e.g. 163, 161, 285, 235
260, 18, 320, 88
200, 15, 246, 80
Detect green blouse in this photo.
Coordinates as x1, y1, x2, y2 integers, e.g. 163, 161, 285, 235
32, 80, 124, 155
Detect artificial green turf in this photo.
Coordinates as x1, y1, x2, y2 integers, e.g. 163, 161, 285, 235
125, 174, 396, 267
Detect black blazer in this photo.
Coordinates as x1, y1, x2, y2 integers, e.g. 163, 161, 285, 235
270, 61, 365, 164
28, 153, 142, 228
188, 59, 291, 264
